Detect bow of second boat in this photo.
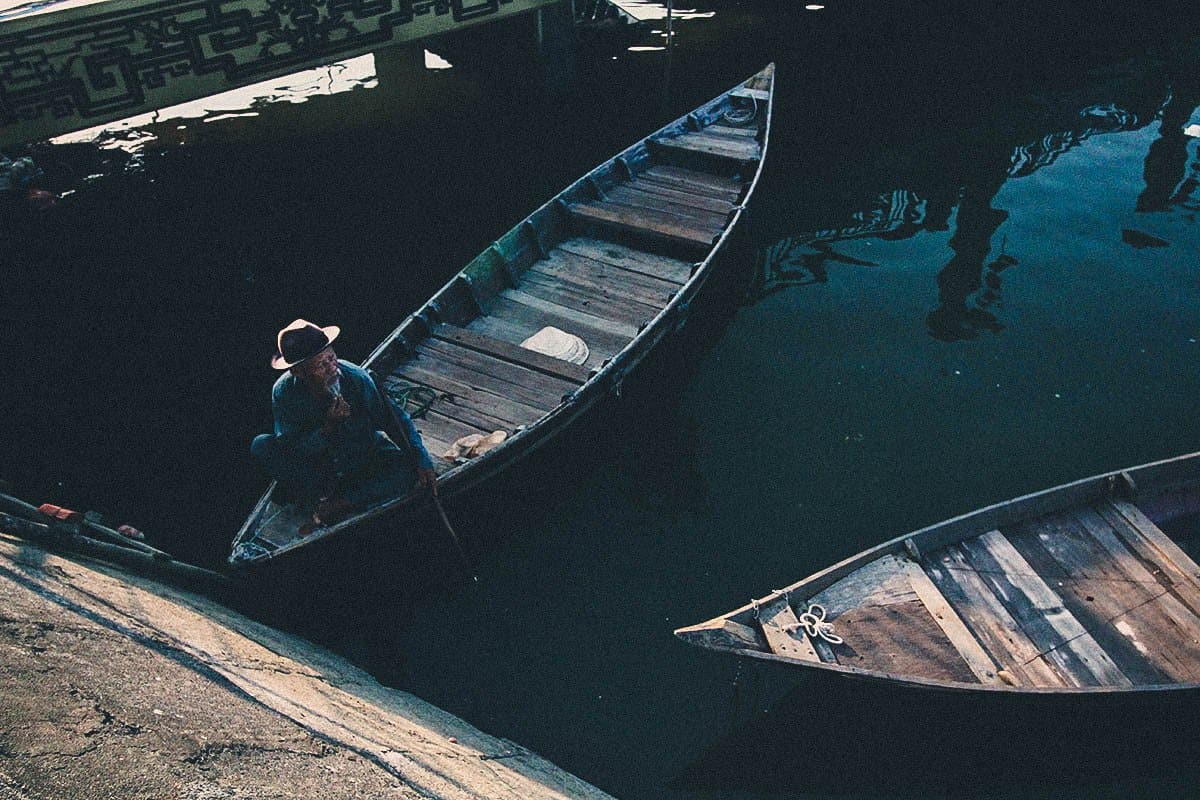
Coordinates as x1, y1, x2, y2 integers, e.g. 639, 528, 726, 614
677, 452, 1200, 694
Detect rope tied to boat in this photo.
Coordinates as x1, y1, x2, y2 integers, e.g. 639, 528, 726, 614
387, 383, 437, 419
722, 95, 758, 126
787, 603, 843, 645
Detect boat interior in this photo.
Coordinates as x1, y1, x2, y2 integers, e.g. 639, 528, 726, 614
368, 68, 774, 466
234, 66, 773, 561
688, 477, 1200, 691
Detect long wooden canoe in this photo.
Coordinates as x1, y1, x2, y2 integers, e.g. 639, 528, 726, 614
230, 64, 775, 566
676, 452, 1200, 694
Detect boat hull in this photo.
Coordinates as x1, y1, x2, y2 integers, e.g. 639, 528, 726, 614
677, 452, 1200, 694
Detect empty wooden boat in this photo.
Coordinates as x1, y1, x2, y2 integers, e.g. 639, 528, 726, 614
676, 452, 1200, 693
230, 64, 775, 566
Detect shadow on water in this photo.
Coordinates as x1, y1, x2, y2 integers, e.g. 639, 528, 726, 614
676, 669, 1200, 799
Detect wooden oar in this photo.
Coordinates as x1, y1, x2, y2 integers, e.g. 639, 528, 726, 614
432, 492, 478, 583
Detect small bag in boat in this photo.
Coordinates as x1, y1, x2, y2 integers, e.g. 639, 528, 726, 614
442, 430, 508, 461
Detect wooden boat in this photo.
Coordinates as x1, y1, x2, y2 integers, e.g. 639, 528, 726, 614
676, 452, 1200, 694
229, 64, 775, 566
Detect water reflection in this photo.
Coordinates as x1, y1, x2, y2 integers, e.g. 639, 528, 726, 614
1136, 73, 1200, 215
751, 70, 1200, 344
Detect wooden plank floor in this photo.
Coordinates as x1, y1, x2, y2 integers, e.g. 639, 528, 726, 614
770, 501, 1200, 688
919, 504, 1200, 687
394, 131, 750, 462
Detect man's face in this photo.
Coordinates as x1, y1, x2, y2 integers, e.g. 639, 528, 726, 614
293, 347, 339, 389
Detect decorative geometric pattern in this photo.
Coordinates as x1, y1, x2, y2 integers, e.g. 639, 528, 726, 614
0, 0, 534, 138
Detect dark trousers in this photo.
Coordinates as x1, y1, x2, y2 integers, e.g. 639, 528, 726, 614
251, 434, 417, 508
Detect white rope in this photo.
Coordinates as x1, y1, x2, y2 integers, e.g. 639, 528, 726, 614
784, 603, 843, 645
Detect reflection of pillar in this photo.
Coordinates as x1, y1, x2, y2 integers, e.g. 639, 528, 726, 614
537, 0, 577, 91
1136, 73, 1200, 212
926, 170, 1009, 342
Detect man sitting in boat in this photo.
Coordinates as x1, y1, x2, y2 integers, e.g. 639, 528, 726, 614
251, 319, 437, 530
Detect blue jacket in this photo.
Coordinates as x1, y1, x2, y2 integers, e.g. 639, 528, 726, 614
271, 360, 433, 479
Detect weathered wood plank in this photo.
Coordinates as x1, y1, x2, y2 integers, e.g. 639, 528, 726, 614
925, 545, 1069, 687
898, 557, 1002, 685
515, 270, 663, 330
1005, 516, 1173, 686
1074, 507, 1200, 682
604, 185, 731, 230
499, 288, 641, 339
400, 351, 568, 413
388, 366, 554, 422
635, 172, 741, 204
478, 296, 628, 365
705, 123, 759, 139
757, 598, 821, 662
1096, 501, 1200, 618
413, 410, 487, 461
639, 165, 743, 197
526, 260, 675, 312
1006, 515, 1158, 619
570, 200, 720, 250
417, 337, 579, 399
652, 132, 761, 162
825, 598, 980, 683
431, 323, 592, 384
555, 237, 693, 285
809, 554, 916, 618
536, 247, 683, 300
1110, 499, 1200, 587
419, 387, 518, 436
730, 86, 770, 101
684, 128, 762, 152
1108, 596, 1200, 683
624, 178, 736, 214
959, 530, 1132, 687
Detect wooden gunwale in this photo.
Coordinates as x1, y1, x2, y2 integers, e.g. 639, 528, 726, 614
675, 451, 1200, 694
230, 65, 775, 565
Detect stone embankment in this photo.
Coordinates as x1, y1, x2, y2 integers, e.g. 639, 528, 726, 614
0, 533, 614, 800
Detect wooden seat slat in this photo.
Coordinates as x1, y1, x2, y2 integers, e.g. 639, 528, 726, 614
570, 200, 720, 249
431, 323, 591, 384
532, 249, 681, 306
603, 185, 731, 230
639, 164, 742, 196
517, 269, 665, 328
416, 337, 578, 399
554, 238, 693, 285
625, 178, 737, 214
651, 132, 761, 163
482, 295, 631, 363
402, 348, 568, 412
388, 365, 555, 421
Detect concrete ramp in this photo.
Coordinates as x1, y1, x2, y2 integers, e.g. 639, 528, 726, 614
0, 533, 614, 800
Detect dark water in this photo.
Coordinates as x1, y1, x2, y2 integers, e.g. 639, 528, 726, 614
5, 1, 1200, 797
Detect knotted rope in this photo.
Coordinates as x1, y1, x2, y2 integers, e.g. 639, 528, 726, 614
788, 603, 843, 645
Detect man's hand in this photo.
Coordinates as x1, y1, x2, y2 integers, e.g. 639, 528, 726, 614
321, 395, 351, 435
327, 395, 351, 420
417, 466, 438, 495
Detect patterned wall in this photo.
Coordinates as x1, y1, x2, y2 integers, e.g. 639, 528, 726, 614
0, 0, 553, 144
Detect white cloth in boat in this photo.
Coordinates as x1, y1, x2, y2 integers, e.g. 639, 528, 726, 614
520, 326, 589, 365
